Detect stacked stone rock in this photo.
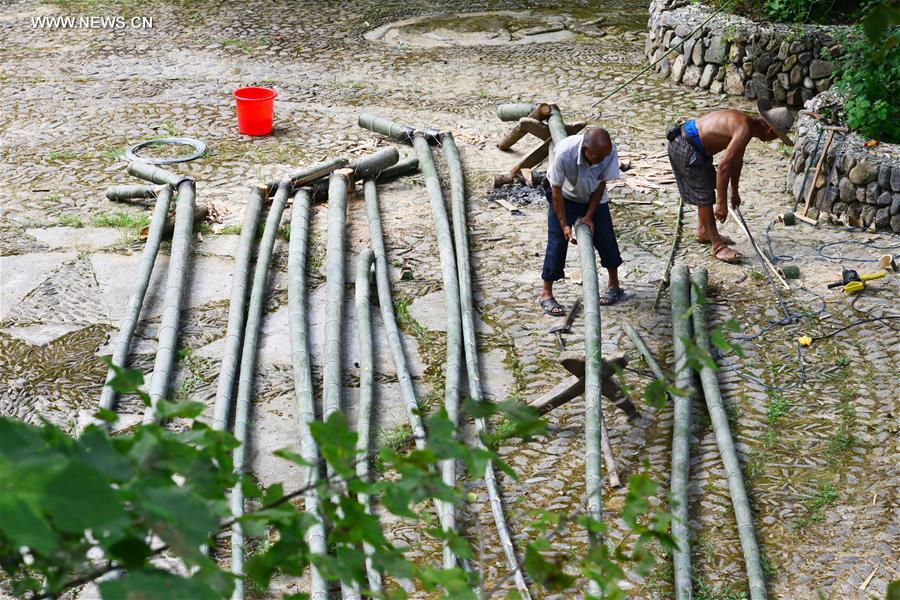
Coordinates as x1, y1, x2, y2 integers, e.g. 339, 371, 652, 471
788, 94, 900, 232
646, 0, 844, 107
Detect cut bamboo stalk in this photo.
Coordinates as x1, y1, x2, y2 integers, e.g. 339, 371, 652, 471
728, 209, 790, 290
691, 268, 766, 600
363, 179, 446, 557
575, 222, 604, 598
669, 265, 694, 600
287, 187, 328, 600
516, 117, 551, 141
128, 160, 183, 187
288, 157, 349, 188
321, 170, 363, 600
375, 157, 419, 182
497, 103, 551, 150
442, 132, 531, 598
105, 184, 160, 202
653, 196, 684, 311
413, 131, 464, 571
497, 102, 539, 121
98, 185, 172, 413
143, 177, 195, 423
212, 186, 265, 431
354, 249, 383, 594
357, 113, 440, 146
230, 180, 290, 600
547, 105, 568, 146
350, 147, 401, 180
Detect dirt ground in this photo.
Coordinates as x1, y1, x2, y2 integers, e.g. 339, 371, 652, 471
1, 0, 897, 598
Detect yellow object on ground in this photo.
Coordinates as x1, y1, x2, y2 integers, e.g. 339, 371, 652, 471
798, 335, 812, 347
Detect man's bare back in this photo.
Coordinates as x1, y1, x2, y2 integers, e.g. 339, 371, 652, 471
694, 109, 769, 156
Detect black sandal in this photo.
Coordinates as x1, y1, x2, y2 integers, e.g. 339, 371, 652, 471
540, 297, 565, 316
599, 287, 625, 306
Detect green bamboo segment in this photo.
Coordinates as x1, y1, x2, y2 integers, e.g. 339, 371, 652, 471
354, 249, 383, 594
412, 132, 464, 570
350, 146, 400, 180
497, 102, 537, 121
98, 185, 173, 412
212, 186, 266, 431
357, 112, 441, 146
375, 157, 419, 182
623, 321, 667, 381
143, 179, 196, 424
357, 112, 415, 143
690, 269, 766, 600
575, 223, 604, 599
287, 188, 328, 600
128, 160, 183, 186
363, 179, 427, 445
287, 157, 349, 188
322, 171, 350, 424
547, 105, 568, 146
105, 184, 159, 202
363, 178, 448, 577
230, 181, 290, 600
669, 265, 694, 600
442, 132, 530, 597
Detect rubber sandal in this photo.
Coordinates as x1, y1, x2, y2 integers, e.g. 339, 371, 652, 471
540, 297, 565, 316
712, 244, 743, 263
599, 287, 625, 306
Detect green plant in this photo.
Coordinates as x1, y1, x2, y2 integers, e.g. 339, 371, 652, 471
764, 392, 790, 426
55, 213, 84, 228
220, 224, 243, 235
835, 23, 900, 143
0, 363, 677, 599
194, 221, 212, 235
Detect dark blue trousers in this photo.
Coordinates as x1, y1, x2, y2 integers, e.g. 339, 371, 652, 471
541, 183, 623, 282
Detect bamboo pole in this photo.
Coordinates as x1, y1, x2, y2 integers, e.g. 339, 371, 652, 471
412, 131, 464, 571
354, 249, 383, 594
363, 179, 448, 571
128, 160, 183, 187
690, 269, 766, 600
497, 103, 551, 151
212, 186, 265, 431
350, 147, 401, 180
441, 132, 531, 598
575, 222, 604, 599
321, 170, 362, 600
363, 179, 427, 447
357, 113, 440, 146
653, 196, 684, 311
622, 322, 667, 381
288, 157, 350, 189
375, 157, 419, 182
142, 177, 195, 423
547, 105, 568, 146
669, 265, 694, 600
105, 184, 160, 202
230, 180, 290, 600
497, 102, 538, 121
98, 185, 172, 412
287, 188, 328, 600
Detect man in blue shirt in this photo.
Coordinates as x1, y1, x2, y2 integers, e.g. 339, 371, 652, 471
539, 128, 624, 316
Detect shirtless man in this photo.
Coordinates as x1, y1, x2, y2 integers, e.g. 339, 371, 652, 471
667, 99, 795, 263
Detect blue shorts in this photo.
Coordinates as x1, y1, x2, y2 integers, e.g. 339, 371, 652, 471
541, 181, 623, 281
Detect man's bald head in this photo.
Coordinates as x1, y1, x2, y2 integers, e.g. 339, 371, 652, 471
582, 128, 612, 164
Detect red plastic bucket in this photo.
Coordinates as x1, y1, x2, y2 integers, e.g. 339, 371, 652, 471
233, 86, 277, 136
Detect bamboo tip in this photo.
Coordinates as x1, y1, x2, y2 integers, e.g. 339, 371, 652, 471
537, 103, 552, 117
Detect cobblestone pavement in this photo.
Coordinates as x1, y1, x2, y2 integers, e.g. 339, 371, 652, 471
1, 1, 898, 598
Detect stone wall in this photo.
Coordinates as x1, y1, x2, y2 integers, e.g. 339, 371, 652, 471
788, 91, 900, 232
646, 0, 845, 107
